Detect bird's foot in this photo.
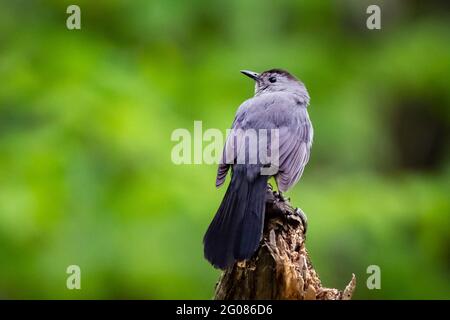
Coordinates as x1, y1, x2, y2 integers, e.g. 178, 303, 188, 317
294, 208, 308, 235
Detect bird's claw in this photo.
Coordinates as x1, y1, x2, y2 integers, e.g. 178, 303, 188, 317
295, 208, 308, 235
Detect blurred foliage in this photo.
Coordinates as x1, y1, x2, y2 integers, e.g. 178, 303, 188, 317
0, 0, 449, 299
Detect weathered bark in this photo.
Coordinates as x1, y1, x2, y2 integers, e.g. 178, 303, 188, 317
214, 186, 356, 300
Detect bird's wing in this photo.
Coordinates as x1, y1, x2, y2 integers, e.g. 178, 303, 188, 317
216, 106, 247, 187
216, 96, 265, 187
216, 94, 313, 190
276, 107, 313, 192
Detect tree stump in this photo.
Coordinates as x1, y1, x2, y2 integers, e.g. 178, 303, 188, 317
214, 187, 356, 300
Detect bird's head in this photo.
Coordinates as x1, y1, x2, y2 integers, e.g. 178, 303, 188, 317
240, 69, 309, 103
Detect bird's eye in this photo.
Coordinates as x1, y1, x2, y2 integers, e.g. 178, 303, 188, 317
268, 76, 277, 83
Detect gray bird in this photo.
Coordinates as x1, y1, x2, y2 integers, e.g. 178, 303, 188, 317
203, 69, 313, 269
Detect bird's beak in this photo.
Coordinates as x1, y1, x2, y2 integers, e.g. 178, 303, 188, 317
240, 70, 260, 81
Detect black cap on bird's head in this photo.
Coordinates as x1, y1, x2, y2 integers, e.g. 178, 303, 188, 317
241, 68, 297, 81
240, 68, 307, 98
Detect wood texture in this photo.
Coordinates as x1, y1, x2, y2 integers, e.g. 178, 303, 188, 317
214, 186, 356, 300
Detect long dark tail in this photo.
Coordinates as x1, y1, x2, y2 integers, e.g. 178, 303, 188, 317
203, 165, 268, 269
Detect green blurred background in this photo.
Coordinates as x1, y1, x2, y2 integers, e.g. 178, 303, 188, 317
0, 0, 449, 299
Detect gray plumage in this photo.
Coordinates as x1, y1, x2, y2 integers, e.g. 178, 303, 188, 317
204, 69, 313, 269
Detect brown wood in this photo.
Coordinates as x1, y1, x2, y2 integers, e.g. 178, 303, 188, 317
214, 186, 356, 300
